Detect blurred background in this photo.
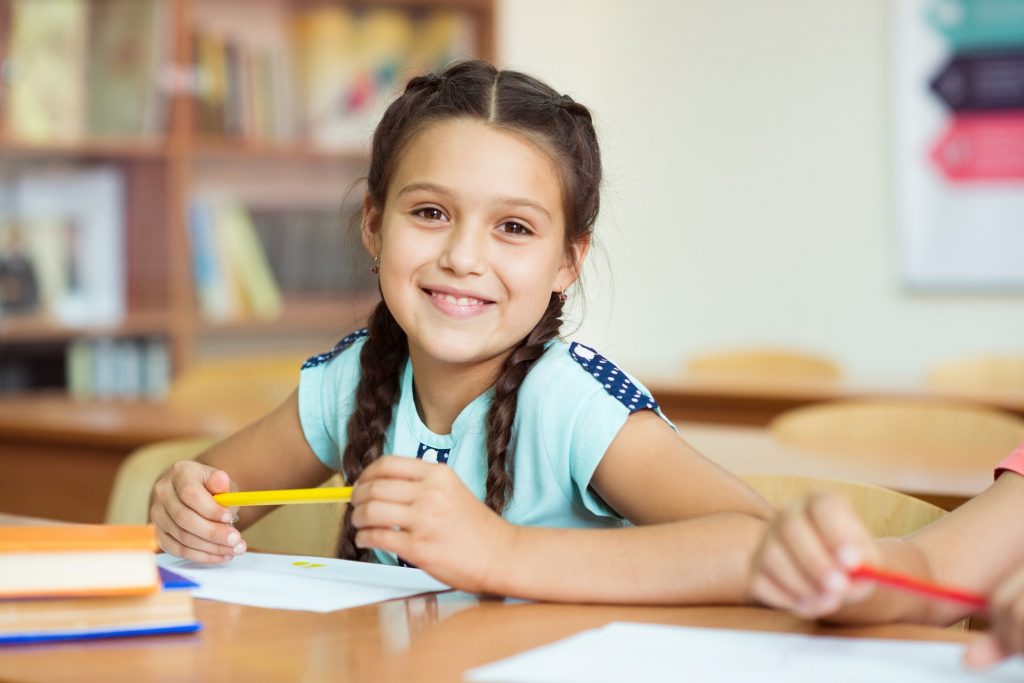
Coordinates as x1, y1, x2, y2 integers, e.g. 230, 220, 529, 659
1, 0, 1023, 524
1, 0, 1022, 398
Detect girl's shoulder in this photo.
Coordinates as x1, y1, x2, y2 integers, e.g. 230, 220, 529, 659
300, 329, 369, 371
524, 340, 660, 416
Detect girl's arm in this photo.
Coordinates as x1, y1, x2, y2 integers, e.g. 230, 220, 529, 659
150, 390, 335, 563
351, 410, 774, 603
749, 470, 1024, 626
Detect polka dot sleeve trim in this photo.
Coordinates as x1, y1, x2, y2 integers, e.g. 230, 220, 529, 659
568, 342, 659, 413
301, 329, 369, 370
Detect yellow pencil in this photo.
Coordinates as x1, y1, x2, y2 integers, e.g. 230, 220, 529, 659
213, 487, 352, 507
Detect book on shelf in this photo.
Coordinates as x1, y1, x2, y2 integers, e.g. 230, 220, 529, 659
4, 0, 88, 142
188, 198, 283, 322
1, 166, 125, 327
66, 336, 171, 400
0, 525, 200, 645
86, 0, 170, 138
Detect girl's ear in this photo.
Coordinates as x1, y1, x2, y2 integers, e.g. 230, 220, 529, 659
555, 236, 591, 292
360, 194, 382, 257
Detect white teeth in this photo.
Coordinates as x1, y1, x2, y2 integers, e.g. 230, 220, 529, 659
431, 291, 484, 306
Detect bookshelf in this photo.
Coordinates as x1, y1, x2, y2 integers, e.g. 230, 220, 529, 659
0, 0, 495, 396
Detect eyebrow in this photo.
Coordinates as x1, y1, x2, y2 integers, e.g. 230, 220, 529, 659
397, 181, 552, 220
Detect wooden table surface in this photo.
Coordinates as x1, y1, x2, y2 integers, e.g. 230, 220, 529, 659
0, 590, 976, 683
680, 423, 995, 509
645, 375, 1024, 426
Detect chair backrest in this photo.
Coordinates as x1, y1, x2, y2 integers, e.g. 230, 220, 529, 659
768, 399, 1024, 468
741, 474, 946, 537
685, 348, 841, 383
927, 354, 1024, 393
167, 355, 305, 423
106, 437, 343, 557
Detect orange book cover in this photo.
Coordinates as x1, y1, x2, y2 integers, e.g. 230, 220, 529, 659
0, 524, 157, 553
0, 525, 159, 599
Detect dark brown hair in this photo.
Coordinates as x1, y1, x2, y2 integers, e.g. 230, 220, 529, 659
338, 60, 602, 561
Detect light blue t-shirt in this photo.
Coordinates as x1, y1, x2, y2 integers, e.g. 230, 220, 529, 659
297, 330, 674, 565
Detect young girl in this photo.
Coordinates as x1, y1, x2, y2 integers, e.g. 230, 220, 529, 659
747, 440, 1024, 668
151, 60, 772, 604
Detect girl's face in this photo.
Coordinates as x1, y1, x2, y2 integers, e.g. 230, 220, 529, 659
363, 118, 585, 370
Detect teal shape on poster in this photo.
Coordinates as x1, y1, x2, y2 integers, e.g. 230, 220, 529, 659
927, 0, 1024, 49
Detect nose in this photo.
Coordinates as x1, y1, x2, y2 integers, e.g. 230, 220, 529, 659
438, 221, 487, 276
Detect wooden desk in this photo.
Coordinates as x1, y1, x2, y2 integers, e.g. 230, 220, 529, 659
646, 376, 1024, 426
681, 422, 993, 509
0, 394, 244, 522
0, 592, 974, 683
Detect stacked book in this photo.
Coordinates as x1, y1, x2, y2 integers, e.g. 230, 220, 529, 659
0, 524, 199, 645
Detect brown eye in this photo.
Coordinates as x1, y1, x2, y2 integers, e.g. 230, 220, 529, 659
498, 221, 532, 236
414, 207, 447, 221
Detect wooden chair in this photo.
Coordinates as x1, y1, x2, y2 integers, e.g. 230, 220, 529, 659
741, 474, 946, 537
106, 437, 343, 557
685, 348, 841, 383
769, 399, 1024, 469
927, 354, 1024, 393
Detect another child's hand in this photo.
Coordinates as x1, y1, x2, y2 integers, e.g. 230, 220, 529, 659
749, 491, 881, 618
150, 460, 245, 563
965, 567, 1024, 669
350, 455, 514, 592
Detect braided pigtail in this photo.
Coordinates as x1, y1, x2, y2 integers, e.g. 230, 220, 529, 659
483, 294, 565, 514
337, 301, 408, 560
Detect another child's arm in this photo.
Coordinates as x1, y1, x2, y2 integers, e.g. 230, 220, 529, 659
350, 410, 774, 603
748, 470, 1024, 628
149, 390, 335, 563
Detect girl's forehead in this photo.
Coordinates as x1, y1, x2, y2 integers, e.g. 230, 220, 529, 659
388, 119, 565, 211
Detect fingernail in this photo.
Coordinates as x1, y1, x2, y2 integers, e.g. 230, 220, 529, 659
837, 544, 861, 569
227, 531, 240, 545
222, 513, 233, 523
825, 570, 848, 593
233, 542, 246, 555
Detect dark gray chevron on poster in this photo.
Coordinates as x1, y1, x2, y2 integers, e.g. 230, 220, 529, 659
929, 50, 1024, 111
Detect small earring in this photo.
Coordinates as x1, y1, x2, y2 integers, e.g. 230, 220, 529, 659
370, 256, 380, 275
558, 289, 568, 303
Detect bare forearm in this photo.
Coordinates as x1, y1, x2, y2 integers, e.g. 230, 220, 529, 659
483, 513, 767, 604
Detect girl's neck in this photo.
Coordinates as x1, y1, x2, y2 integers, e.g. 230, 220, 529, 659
408, 346, 510, 435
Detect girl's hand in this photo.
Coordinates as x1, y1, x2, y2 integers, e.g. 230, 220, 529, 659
965, 567, 1024, 669
749, 491, 880, 618
350, 455, 514, 592
150, 460, 245, 563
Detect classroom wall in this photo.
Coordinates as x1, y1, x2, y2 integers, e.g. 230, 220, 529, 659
497, 0, 1024, 381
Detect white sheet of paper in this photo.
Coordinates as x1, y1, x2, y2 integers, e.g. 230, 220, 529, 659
156, 552, 449, 613
466, 622, 1024, 683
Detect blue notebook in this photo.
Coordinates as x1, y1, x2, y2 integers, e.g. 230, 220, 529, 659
0, 567, 201, 645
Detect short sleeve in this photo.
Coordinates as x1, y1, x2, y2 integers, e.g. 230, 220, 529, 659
995, 441, 1024, 479
532, 342, 675, 519
297, 332, 367, 470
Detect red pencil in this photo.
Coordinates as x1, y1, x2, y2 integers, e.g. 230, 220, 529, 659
850, 565, 987, 611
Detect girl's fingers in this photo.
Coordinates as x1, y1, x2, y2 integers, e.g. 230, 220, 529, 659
756, 539, 821, 607
350, 478, 420, 506
749, 572, 801, 612
775, 506, 848, 597
964, 634, 1009, 670
358, 455, 433, 483
805, 492, 877, 569
150, 505, 243, 557
156, 528, 233, 564
161, 488, 239, 547
355, 527, 408, 557
169, 464, 234, 524
351, 500, 414, 530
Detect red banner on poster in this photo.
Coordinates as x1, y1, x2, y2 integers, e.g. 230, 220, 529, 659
929, 113, 1024, 181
